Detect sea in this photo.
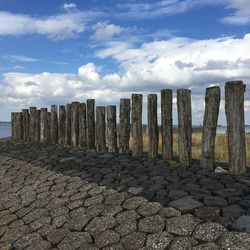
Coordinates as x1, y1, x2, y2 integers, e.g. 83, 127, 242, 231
0, 122, 250, 139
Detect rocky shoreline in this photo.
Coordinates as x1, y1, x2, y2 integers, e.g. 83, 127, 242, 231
0, 139, 250, 249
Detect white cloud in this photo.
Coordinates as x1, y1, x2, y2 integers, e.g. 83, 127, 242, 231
223, 0, 250, 25
78, 63, 100, 82
95, 34, 250, 91
92, 22, 124, 41
1, 33, 250, 124
3, 55, 41, 63
62, 3, 77, 11
0, 11, 85, 40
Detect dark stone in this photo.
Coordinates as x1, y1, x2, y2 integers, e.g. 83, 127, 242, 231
203, 196, 228, 207
194, 206, 221, 221
213, 216, 232, 229
168, 190, 189, 200
214, 188, 243, 199
169, 197, 202, 212
238, 199, 250, 209
222, 205, 245, 219
231, 216, 250, 233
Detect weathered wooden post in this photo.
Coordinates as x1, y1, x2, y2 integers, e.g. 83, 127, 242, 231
29, 107, 37, 142
17, 112, 23, 140
119, 99, 130, 154
96, 106, 106, 152
201, 87, 220, 169
47, 112, 51, 143
35, 109, 40, 142
11, 112, 15, 139
148, 94, 158, 160
59, 105, 66, 145
22, 109, 29, 141
177, 89, 192, 165
106, 106, 117, 153
132, 94, 143, 157
225, 81, 246, 173
71, 102, 79, 147
87, 99, 95, 150
13, 112, 19, 140
79, 103, 87, 148
40, 108, 48, 143
65, 104, 71, 146
51, 105, 58, 144
161, 89, 173, 161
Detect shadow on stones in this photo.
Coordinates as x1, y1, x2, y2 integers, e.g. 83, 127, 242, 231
1, 140, 250, 232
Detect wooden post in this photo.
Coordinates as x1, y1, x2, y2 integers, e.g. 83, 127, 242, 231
40, 108, 48, 143
71, 102, 79, 147
96, 106, 106, 152
225, 81, 246, 173
65, 104, 71, 146
161, 89, 173, 161
47, 112, 51, 143
29, 107, 37, 142
22, 109, 29, 141
148, 94, 158, 160
51, 105, 58, 144
59, 105, 66, 145
79, 103, 87, 148
17, 112, 23, 140
201, 87, 220, 169
13, 112, 19, 140
119, 99, 130, 154
11, 112, 15, 139
35, 109, 40, 142
106, 106, 117, 153
87, 99, 95, 150
132, 94, 143, 157
177, 89, 192, 165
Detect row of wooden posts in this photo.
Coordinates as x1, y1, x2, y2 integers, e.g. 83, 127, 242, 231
11, 81, 247, 174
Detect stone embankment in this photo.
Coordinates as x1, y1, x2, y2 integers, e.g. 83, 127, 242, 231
0, 139, 250, 249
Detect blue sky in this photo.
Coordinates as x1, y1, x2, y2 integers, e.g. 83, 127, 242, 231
0, 0, 250, 124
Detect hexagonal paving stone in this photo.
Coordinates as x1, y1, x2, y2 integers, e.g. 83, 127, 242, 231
165, 214, 200, 236
146, 231, 173, 249
217, 232, 250, 250
138, 215, 165, 233
193, 222, 227, 242
120, 232, 146, 250
85, 216, 117, 236
95, 229, 120, 248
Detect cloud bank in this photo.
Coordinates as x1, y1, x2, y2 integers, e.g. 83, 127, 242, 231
1, 33, 250, 123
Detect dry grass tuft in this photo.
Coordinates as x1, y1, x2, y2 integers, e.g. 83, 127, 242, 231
138, 132, 250, 166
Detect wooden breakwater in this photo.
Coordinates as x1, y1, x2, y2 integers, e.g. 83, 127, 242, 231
11, 81, 247, 174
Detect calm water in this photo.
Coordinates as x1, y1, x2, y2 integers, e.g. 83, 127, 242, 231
0, 123, 11, 138
0, 123, 250, 139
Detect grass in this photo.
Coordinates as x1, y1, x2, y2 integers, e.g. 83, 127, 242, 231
140, 132, 250, 166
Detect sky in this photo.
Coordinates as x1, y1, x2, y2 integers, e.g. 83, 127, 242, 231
0, 0, 250, 124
